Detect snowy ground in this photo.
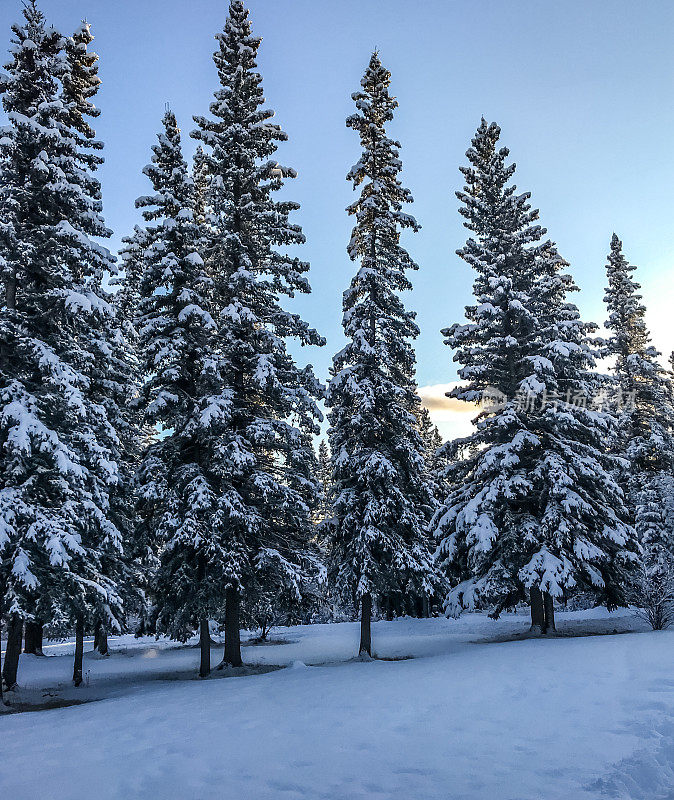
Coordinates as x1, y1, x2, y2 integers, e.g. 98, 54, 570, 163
2, 608, 674, 800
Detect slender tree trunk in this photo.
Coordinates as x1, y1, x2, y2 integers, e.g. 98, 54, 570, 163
2, 615, 22, 689
0, 599, 3, 705
393, 594, 403, 618
73, 617, 85, 687
422, 595, 430, 619
23, 621, 35, 654
543, 592, 556, 634
359, 593, 372, 656
0, 591, 5, 704
93, 620, 109, 656
24, 621, 44, 655
222, 586, 242, 667
529, 587, 544, 633
384, 596, 393, 621
5, 269, 16, 311
199, 617, 211, 677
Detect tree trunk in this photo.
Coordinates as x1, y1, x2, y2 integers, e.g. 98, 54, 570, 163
359, 593, 372, 656
0, 593, 4, 704
94, 620, 109, 656
73, 617, 85, 686
0, 614, 3, 705
543, 592, 556, 634
222, 586, 242, 667
135, 617, 146, 638
24, 620, 44, 655
2, 615, 22, 689
387, 596, 396, 621
5, 269, 16, 311
422, 594, 430, 619
529, 586, 544, 633
393, 594, 403, 618
199, 617, 211, 677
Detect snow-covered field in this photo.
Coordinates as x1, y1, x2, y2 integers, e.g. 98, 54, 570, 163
2, 609, 674, 800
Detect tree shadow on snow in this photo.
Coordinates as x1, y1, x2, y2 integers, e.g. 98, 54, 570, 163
1, 661, 284, 714
476, 625, 641, 645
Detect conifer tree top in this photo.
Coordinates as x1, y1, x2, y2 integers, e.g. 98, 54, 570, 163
346, 51, 419, 265
603, 233, 674, 472
604, 233, 650, 361
193, 0, 288, 157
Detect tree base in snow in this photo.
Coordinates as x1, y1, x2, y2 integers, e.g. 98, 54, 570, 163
215, 660, 246, 671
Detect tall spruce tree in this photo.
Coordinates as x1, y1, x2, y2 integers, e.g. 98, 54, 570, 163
0, 2, 125, 688
132, 109, 229, 677
603, 235, 674, 587
62, 20, 138, 660
435, 121, 636, 631
191, 1, 324, 667
326, 52, 435, 655
115, 224, 155, 640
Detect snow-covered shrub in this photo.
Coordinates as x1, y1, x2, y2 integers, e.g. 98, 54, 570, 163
631, 547, 674, 630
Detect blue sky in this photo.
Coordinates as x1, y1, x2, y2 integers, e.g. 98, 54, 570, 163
2, 0, 673, 438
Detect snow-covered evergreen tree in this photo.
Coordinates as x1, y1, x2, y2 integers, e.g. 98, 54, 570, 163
62, 19, 139, 658
0, 2, 126, 686
435, 121, 636, 631
191, 0, 324, 666
412, 406, 450, 616
114, 224, 155, 639
131, 109, 232, 676
326, 52, 435, 654
418, 406, 447, 509
603, 234, 674, 600
603, 234, 674, 464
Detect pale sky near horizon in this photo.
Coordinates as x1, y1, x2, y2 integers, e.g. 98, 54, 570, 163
1, 0, 673, 440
